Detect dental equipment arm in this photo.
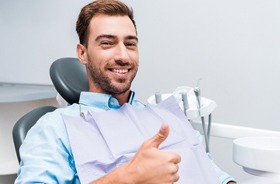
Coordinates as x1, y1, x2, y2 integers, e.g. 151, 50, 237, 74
147, 86, 217, 153
194, 87, 210, 153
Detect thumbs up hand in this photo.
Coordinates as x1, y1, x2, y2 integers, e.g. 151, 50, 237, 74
124, 123, 181, 184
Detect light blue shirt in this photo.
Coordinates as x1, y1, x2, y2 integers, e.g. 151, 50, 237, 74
15, 91, 235, 184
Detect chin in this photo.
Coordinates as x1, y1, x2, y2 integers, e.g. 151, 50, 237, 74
110, 84, 131, 94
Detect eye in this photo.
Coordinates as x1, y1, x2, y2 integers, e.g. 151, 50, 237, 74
126, 42, 137, 47
101, 41, 113, 46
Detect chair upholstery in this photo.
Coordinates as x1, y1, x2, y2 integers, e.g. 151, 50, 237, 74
13, 106, 57, 163
50, 57, 89, 104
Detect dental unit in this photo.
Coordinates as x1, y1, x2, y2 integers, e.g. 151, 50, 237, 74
148, 86, 217, 153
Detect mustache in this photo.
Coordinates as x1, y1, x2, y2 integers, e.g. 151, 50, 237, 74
110, 60, 133, 67
116, 60, 130, 66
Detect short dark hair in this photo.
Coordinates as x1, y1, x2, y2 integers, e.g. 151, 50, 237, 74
76, 0, 136, 47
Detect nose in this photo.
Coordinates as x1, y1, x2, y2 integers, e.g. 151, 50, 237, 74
114, 42, 129, 63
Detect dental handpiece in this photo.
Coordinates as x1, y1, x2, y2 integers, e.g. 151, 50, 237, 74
194, 87, 201, 108
155, 92, 162, 104
181, 92, 189, 116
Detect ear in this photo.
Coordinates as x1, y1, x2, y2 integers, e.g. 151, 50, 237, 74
76, 44, 87, 65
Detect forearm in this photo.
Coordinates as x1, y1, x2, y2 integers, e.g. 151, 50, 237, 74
90, 166, 237, 184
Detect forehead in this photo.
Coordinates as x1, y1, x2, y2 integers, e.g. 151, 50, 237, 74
89, 14, 137, 39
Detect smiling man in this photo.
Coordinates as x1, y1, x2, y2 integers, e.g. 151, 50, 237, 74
77, 14, 139, 105
15, 1, 236, 184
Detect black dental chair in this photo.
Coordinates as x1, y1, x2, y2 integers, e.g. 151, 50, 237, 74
12, 57, 88, 163
50, 57, 88, 105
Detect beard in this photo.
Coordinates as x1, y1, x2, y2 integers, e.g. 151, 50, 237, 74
87, 56, 137, 95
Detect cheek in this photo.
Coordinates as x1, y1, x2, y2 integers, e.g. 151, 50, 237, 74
129, 51, 139, 63
96, 50, 115, 63
88, 51, 107, 66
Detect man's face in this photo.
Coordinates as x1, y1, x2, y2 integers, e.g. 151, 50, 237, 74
82, 14, 139, 95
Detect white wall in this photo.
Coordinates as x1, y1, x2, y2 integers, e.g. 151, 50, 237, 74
1, 0, 279, 131
0, 0, 91, 84
128, 0, 280, 132
1, 0, 280, 182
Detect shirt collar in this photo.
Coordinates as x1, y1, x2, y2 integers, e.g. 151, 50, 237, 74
79, 91, 136, 110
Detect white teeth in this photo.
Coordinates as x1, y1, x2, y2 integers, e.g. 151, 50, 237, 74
113, 69, 128, 73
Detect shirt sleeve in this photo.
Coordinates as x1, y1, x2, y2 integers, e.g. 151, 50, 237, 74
194, 131, 236, 184
14, 110, 79, 184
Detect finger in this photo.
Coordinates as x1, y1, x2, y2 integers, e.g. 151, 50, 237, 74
171, 164, 179, 174
173, 153, 181, 164
174, 173, 180, 182
149, 122, 169, 148
175, 164, 179, 173
163, 150, 181, 164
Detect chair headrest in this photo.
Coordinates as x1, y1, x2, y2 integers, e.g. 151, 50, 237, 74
50, 57, 89, 104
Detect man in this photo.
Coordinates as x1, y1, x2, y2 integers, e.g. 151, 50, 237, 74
15, 0, 236, 183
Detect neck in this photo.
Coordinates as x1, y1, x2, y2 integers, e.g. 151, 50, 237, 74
112, 90, 131, 106
88, 85, 131, 106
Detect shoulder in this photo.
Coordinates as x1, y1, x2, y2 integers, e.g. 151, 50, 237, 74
17, 104, 80, 183
24, 104, 80, 145
36, 104, 80, 126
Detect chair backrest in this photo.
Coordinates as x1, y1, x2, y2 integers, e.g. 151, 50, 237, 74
50, 57, 89, 104
13, 57, 88, 163
12, 106, 57, 163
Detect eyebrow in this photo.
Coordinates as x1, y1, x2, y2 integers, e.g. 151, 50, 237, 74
95, 34, 138, 42
127, 35, 138, 42
95, 34, 116, 41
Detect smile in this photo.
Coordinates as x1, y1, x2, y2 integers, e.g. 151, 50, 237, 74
112, 69, 129, 74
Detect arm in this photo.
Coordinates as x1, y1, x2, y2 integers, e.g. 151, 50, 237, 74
90, 123, 181, 184
15, 112, 77, 184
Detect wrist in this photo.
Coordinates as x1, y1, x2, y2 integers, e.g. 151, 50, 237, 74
119, 161, 138, 184
89, 163, 133, 184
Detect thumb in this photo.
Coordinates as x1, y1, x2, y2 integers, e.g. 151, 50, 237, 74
150, 122, 169, 148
